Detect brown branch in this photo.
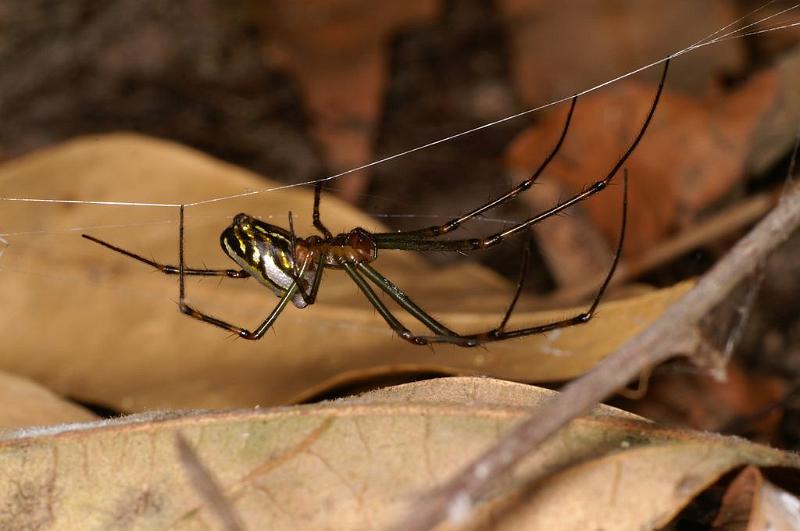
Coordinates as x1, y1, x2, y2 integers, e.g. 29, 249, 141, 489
394, 177, 800, 531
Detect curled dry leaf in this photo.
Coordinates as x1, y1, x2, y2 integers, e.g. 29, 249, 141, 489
0, 135, 689, 411
506, 52, 797, 258
713, 466, 800, 530
0, 378, 798, 530
0, 370, 96, 429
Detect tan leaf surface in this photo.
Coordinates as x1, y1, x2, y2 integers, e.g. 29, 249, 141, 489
0, 371, 96, 429
0, 378, 797, 530
0, 134, 690, 411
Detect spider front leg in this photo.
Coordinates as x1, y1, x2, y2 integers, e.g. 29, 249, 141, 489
178, 282, 300, 340
376, 95, 577, 242
374, 58, 668, 254
81, 235, 249, 279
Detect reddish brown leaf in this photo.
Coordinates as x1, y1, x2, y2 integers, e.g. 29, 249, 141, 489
506, 68, 778, 257
252, 0, 442, 201
498, 0, 744, 106
622, 361, 787, 438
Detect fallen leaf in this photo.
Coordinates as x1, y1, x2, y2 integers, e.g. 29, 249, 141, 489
713, 466, 800, 530
0, 377, 797, 530
622, 361, 787, 439
0, 134, 690, 411
506, 65, 777, 258
748, 44, 800, 175
498, 0, 743, 105
0, 371, 96, 429
252, 0, 442, 201
743, 1, 800, 58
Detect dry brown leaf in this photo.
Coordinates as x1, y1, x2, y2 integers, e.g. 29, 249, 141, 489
0, 134, 690, 411
0, 377, 797, 530
252, 0, 442, 201
506, 66, 777, 258
713, 466, 800, 530
744, 2, 800, 58
624, 361, 787, 437
0, 371, 96, 429
498, 0, 743, 105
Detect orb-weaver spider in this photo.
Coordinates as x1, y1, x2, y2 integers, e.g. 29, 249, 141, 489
83, 61, 668, 347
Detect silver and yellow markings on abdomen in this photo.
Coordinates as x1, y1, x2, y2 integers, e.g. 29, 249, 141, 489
220, 215, 310, 308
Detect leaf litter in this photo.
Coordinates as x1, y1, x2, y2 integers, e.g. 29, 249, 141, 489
0, 377, 797, 530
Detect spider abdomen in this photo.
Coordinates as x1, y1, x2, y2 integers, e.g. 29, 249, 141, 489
220, 213, 315, 308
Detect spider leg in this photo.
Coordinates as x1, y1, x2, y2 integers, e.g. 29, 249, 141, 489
288, 210, 298, 274
81, 234, 249, 278
358, 263, 475, 339
175, 205, 312, 339
286, 252, 326, 306
313, 182, 333, 238
301, 255, 325, 304
350, 171, 626, 347
350, 171, 627, 348
286, 211, 317, 305
496, 234, 533, 333
344, 262, 476, 346
178, 281, 299, 340
374, 58, 668, 253
343, 263, 422, 344
428, 169, 628, 345
375, 96, 576, 243
285, 209, 326, 306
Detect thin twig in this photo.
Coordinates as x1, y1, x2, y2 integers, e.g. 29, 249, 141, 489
176, 433, 244, 531
393, 178, 800, 530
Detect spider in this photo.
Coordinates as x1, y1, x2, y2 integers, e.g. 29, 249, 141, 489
83, 61, 668, 348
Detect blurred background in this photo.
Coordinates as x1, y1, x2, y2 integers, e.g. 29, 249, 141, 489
1, 1, 798, 275
2, 0, 800, 446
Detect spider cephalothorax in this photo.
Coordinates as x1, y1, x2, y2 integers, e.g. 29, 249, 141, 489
83, 60, 669, 346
